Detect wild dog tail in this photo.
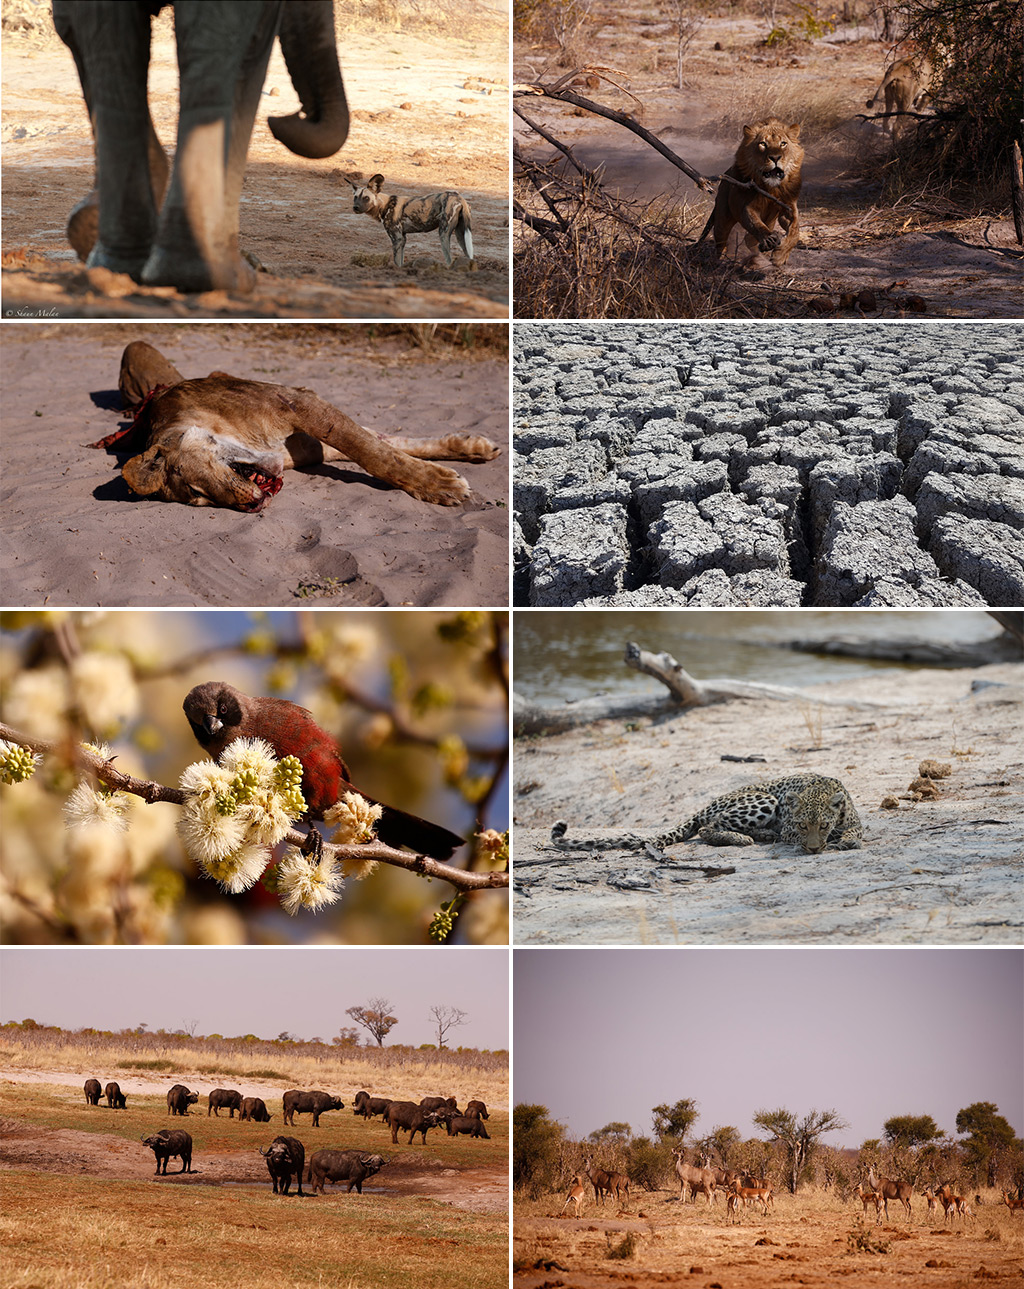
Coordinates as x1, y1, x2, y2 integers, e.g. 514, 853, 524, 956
458, 201, 474, 261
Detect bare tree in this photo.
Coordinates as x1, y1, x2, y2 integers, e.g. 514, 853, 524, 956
429, 1004, 468, 1049
346, 998, 398, 1047
667, 0, 709, 89
754, 1107, 848, 1194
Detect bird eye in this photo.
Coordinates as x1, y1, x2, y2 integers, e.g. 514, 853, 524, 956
218, 702, 228, 716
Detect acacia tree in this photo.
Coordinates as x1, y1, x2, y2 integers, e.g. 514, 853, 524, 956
884, 1114, 942, 1148
346, 998, 398, 1046
956, 1102, 1018, 1187
429, 1004, 467, 1049
652, 1098, 699, 1143
753, 1107, 848, 1194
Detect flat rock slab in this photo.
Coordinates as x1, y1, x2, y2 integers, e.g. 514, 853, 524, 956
512, 664, 1023, 945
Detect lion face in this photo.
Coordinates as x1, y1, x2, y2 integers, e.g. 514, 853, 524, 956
738, 119, 803, 188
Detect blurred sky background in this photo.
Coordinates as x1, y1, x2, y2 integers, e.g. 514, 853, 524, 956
0, 946, 509, 1050
513, 947, 1023, 1147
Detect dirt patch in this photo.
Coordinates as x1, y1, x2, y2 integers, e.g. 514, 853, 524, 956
513, 662, 1024, 944
513, 15, 1020, 317
2, 9, 509, 318
0, 323, 508, 607
0, 1116, 506, 1211
513, 1193, 1024, 1289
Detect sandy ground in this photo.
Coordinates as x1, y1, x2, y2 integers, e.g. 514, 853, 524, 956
513, 15, 1022, 318
512, 661, 1024, 944
2, 8, 509, 319
513, 1190, 1024, 1289
0, 1071, 508, 1213
0, 324, 509, 607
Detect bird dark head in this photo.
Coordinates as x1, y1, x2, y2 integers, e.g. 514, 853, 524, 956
183, 681, 244, 748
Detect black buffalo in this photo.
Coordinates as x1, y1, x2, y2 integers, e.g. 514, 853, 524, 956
84, 1078, 102, 1106
207, 1088, 243, 1117
464, 1100, 489, 1120
260, 1135, 306, 1195
352, 1091, 392, 1121
309, 1149, 386, 1195
386, 1100, 443, 1145
240, 1096, 271, 1123
282, 1090, 344, 1127
143, 1129, 193, 1174
105, 1081, 127, 1109
420, 1096, 459, 1115
446, 1114, 490, 1139
167, 1084, 199, 1116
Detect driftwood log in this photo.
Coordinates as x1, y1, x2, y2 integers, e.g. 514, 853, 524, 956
513, 641, 881, 736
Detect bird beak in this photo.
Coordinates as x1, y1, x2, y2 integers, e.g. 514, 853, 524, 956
202, 715, 224, 736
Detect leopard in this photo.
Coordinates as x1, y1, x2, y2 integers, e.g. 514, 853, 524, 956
549, 774, 863, 855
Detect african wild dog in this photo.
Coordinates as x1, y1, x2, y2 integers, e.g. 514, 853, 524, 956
346, 174, 474, 267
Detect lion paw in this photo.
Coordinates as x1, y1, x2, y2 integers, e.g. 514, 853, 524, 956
439, 433, 501, 463
410, 463, 472, 506
757, 231, 783, 252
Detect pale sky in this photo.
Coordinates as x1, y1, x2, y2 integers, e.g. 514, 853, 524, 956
0, 947, 508, 1050
513, 948, 1023, 1148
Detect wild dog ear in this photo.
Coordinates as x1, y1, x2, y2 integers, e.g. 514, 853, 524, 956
367, 173, 385, 192
122, 444, 169, 497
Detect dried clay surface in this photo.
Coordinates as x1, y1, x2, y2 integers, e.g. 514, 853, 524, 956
513, 323, 1024, 608
512, 664, 1023, 945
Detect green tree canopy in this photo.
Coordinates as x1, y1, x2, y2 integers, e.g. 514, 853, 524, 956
588, 1121, 632, 1146
884, 1114, 943, 1147
513, 1104, 564, 1196
652, 1098, 699, 1142
956, 1101, 1018, 1186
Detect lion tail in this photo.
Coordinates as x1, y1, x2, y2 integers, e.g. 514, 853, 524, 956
695, 205, 715, 247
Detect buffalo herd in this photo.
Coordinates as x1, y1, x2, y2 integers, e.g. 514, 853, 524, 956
81, 1078, 493, 1195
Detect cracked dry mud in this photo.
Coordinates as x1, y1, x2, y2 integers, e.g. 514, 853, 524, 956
513, 322, 1024, 608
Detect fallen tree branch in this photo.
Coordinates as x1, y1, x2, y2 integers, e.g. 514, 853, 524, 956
514, 79, 714, 192
0, 722, 507, 894
514, 641, 885, 735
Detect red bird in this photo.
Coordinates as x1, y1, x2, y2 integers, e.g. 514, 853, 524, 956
183, 681, 464, 860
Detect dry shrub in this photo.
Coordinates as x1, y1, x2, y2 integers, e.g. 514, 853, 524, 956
716, 82, 851, 143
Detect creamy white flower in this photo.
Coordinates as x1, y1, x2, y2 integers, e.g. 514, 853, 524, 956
5, 668, 67, 740
219, 737, 277, 779
177, 798, 247, 865
178, 760, 235, 799
324, 792, 382, 845
277, 846, 344, 915
198, 842, 270, 894
237, 791, 295, 847
63, 783, 129, 832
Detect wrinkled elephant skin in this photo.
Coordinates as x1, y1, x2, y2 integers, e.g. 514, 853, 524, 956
52, 0, 348, 294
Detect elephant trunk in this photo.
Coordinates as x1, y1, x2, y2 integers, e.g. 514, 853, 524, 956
269, 0, 349, 159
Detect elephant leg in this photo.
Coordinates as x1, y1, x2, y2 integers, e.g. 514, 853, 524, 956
53, 1, 167, 277
142, 1, 281, 293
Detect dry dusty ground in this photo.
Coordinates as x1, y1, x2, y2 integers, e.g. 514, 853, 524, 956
2, 6, 509, 319
0, 1072, 507, 1214
512, 661, 1023, 944
0, 323, 509, 607
513, 1189, 1024, 1289
513, 11, 1022, 317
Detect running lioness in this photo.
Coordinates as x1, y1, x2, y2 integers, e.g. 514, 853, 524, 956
98, 341, 499, 512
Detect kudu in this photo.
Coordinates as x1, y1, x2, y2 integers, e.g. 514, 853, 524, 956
671, 1148, 716, 1205
582, 1157, 615, 1207
867, 1166, 912, 1222
856, 1181, 884, 1223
